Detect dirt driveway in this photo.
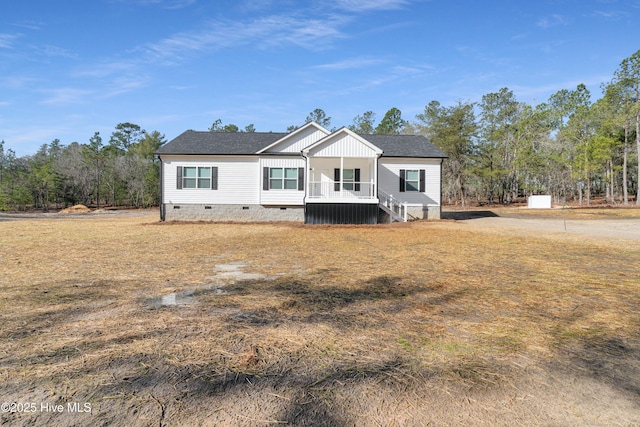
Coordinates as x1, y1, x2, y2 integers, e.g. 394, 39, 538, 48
444, 209, 640, 240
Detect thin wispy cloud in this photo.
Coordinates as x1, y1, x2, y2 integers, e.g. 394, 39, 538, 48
392, 64, 433, 75
163, 0, 197, 9
511, 32, 530, 41
12, 21, 42, 31
332, 0, 411, 12
327, 61, 432, 97
3, 126, 71, 146
509, 75, 611, 101
37, 45, 77, 59
103, 77, 148, 98
139, 14, 349, 63
456, 45, 515, 68
41, 88, 93, 105
112, 0, 196, 9
313, 57, 384, 70
74, 61, 138, 79
0, 33, 20, 49
592, 10, 628, 20
0, 76, 38, 89
169, 85, 196, 90
240, 0, 278, 12
536, 14, 568, 29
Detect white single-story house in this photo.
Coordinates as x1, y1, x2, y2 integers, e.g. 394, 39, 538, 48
155, 122, 447, 224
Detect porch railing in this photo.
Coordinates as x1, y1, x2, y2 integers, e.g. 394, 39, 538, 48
307, 181, 376, 199
378, 188, 408, 222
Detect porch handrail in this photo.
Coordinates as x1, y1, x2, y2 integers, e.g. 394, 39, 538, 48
307, 181, 376, 199
378, 188, 408, 222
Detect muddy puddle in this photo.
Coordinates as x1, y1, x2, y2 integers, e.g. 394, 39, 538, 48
147, 262, 265, 309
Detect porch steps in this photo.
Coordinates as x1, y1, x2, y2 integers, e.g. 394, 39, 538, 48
378, 189, 407, 222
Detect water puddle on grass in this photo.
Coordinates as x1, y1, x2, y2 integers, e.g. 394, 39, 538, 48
147, 262, 264, 309
153, 291, 196, 307
214, 263, 266, 282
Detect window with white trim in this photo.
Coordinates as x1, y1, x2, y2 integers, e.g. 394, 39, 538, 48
177, 166, 217, 190
399, 169, 424, 192
182, 167, 211, 189
269, 167, 298, 190
342, 168, 355, 190
405, 169, 420, 192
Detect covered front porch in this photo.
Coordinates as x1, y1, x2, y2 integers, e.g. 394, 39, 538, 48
306, 157, 378, 203
301, 128, 383, 224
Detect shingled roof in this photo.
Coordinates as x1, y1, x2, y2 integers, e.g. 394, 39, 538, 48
156, 130, 447, 158
357, 134, 447, 158
155, 131, 286, 155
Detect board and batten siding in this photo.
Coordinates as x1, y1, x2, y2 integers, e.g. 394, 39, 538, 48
265, 127, 328, 153
259, 157, 306, 205
378, 158, 442, 206
162, 155, 259, 204
307, 134, 379, 158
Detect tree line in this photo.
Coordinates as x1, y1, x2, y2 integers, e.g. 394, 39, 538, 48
1, 49, 638, 211
0, 123, 166, 210
414, 49, 640, 207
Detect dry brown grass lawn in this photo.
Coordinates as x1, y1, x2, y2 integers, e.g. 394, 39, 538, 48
1, 210, 639, 426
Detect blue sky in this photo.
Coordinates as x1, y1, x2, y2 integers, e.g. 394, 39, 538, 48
1, 0, 639, 156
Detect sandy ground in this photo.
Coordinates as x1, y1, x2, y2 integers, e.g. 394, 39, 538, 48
456, 215, 640, 241
0, 209, 156, 222
1, 208, 639, 426
2, 207, 639, 241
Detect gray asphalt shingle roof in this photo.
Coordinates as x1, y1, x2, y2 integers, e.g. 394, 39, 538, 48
156, 130, 447, 158
155, 131, 286, 155
357, 134, 447, 158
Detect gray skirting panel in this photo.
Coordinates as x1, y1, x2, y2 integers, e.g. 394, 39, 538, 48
304, 203, 379, 224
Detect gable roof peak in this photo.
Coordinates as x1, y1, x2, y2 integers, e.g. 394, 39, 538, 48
302, 127, 384, 156
256, 121, 331, 154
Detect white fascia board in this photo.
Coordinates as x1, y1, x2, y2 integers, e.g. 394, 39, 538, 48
256, 122, 330, 154
302, 127, 383, 156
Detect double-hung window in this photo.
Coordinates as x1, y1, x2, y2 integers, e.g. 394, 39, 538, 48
268, 168, 298, 190
399, 169, 425, 192
342, 169, 355, 191
177, 166, 217, 190
183, 167, 211, 189
263, 167, 303, 191
405, 170, 420, 192
333, 168, 361, 191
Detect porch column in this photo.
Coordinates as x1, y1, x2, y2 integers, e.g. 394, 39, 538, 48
371, 159, 375, 197
305, 155, 310, 199
374, 155, 379, 199
340, 156, 344, 197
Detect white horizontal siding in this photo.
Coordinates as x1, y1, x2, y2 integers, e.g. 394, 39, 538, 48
259, 157, 306, 205
162, 155, 259, 205
266, 127, 328, 153
378, 158, 442, 206
308, 134, 379, 158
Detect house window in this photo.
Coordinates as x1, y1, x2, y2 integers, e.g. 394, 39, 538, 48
183, 167, 211, 189
399, 169, 425, 192
177, 166, 217, 190
334, 168, 361, 191
405, 170, 420, 191
343, 169, 354, 190
269, 167, 298, 190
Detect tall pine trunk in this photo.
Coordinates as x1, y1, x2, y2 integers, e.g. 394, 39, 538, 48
636, 109, 640, 205
609, 159, 615, 204
623, 122, 629, 205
